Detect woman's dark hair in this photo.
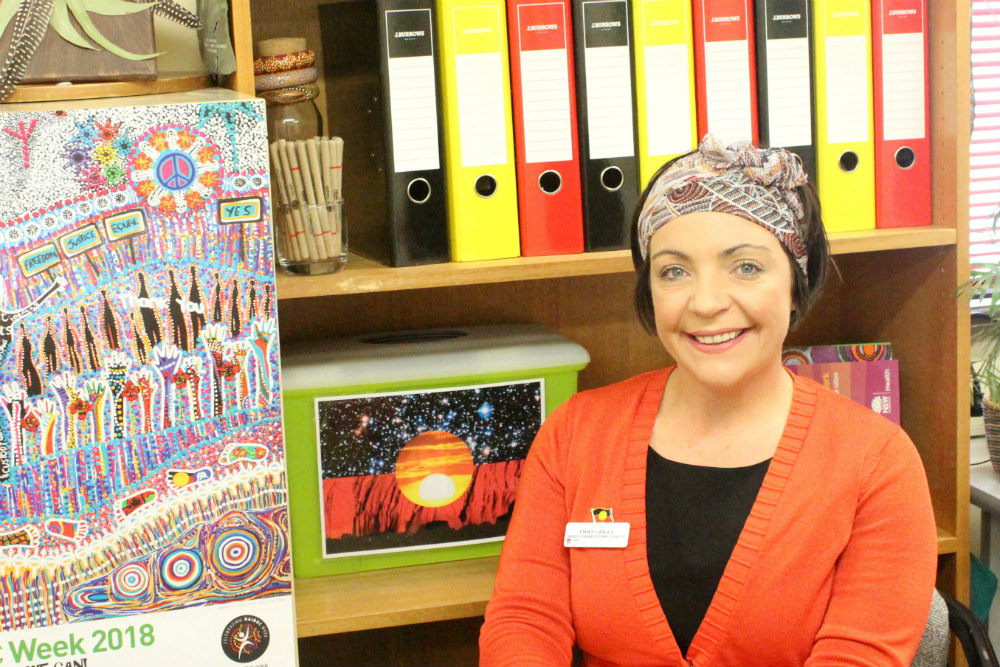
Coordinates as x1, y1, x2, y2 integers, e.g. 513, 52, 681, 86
630, 152, 830, 334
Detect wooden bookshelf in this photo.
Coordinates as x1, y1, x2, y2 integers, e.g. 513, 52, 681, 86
4, 72, 214, 102
236, 0, 971, 663
295, 527, 962, 639
274, 226, 959, 299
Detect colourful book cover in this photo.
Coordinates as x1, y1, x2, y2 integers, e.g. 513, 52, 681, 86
786, 359, 899, 424
782, 342, 892, 365
0, 91, 296, 665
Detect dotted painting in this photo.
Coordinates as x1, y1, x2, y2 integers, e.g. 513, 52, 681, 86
0, 98, 292, 631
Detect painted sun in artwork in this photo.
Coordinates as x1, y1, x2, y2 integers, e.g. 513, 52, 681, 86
394, 431, 474, 508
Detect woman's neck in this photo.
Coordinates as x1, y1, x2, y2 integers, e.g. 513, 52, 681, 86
652, 361, 793, 467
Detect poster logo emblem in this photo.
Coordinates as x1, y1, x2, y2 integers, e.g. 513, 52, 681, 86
221, 614, 270, 663
156, 151, 197, 191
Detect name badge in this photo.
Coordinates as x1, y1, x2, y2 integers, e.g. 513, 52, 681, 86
563, 522, 630, 548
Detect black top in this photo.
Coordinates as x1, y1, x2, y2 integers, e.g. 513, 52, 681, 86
645, 448, 771, 656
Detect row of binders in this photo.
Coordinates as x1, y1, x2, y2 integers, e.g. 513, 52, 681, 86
320, 0, 930, 267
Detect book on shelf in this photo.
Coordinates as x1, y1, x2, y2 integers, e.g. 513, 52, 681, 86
783, 343, 899, 424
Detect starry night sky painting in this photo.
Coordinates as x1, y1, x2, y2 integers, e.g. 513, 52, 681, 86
316, 380, 543, 556
0, 95, 293, 636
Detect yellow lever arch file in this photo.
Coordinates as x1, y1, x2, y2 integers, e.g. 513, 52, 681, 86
632, 0, 697, 188
438, 0, 522, 260
812, 0, 876, 232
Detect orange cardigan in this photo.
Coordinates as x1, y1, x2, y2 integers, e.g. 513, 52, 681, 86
480, 368, 937, 667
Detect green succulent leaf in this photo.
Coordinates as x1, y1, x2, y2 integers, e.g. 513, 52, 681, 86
49, 0, 95, 49
66, 0, 161, 59
73, 0, 158, 16
0, 0, 21, 41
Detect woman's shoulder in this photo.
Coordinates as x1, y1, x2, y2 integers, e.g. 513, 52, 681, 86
792, 372, 910, 452
562, 368, 668, 412
540, 368, 667, 437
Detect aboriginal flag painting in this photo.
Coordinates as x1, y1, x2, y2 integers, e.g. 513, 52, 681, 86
317, 380, 543, 557
0, 95, 294, 649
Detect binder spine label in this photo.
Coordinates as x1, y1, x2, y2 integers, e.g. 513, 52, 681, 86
824, 35, 868, 143
763, 0, 811, 148
700, 0, 753, 144
453, 6, 510, 168
642, 0, 693, 156
701, 0, 748, 42
582, 0, 635, 159
765, 0, 807, 39
518, 3, 574, 163
880, 0, 924, 141
704, 42, 752, 144
763, 39, 811, 146
386, 9, 442, 173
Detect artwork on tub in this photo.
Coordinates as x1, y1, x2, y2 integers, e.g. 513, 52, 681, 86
316, 380, 543, 557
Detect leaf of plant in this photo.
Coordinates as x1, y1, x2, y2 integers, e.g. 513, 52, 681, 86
77, 0, 154, 16
0, 0, 23, 43
66, 0, 160, 59
0, 0, 55, 102
49, 0, 94, 49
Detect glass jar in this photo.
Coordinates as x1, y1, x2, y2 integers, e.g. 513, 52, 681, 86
265, 92, 348, 275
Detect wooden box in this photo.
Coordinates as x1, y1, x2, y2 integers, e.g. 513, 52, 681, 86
0, 10, 156, 84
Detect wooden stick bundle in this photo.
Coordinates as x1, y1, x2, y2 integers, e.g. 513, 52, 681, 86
269, 137, 344, 264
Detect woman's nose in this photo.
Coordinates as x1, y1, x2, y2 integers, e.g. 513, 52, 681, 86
688, 272, 731, 318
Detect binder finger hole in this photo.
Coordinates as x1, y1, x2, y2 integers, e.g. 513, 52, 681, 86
407, 177, 431, 204
838, 151, 859, 173
475, 175, 497, 198
600, 166, 624, 192
895, 147, 916, 169
538, 170, 562, 195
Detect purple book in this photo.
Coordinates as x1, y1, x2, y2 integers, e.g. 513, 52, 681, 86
786, 359, 900, 424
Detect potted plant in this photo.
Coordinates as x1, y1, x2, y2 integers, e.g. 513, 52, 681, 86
969, 263, 1000, 470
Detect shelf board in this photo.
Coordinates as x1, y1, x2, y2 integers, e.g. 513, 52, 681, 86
276, 225, 958, 300
294, 556, 499, 637
295, 527, 960, 637
4, 72, 214, 103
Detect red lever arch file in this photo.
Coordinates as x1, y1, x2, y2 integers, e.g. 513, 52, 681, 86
872, 0, 930, 228
692, 0, 759, 146
507, 0, 585, 255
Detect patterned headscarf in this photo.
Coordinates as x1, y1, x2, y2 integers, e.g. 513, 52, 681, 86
636, 134, 809, 277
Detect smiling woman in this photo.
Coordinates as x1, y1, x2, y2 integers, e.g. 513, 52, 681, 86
480, 135, 939, 667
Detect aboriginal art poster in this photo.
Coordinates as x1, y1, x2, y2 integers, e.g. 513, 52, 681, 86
317, 380, 543, 557
0, 92, 296, 666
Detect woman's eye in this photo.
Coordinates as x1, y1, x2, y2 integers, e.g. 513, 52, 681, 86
660, 266, 686, 280
736, 262, 762, 277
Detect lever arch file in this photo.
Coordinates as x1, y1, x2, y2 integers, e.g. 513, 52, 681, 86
755, 0, 816, 180
319, 0, 451, 266
812, 0, 876, 232
439, 0, 522, 260
633, 0, 697, 187
571, 0, 640, 251
692, 0, 759, 146
872, 0, 930, 228
507, 0, 585, 255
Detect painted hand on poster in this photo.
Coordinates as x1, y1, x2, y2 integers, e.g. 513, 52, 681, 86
249, 318, 276, 407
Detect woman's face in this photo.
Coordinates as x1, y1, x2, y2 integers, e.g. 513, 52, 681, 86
648, 211, 795, 392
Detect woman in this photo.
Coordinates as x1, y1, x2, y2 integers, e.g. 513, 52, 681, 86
479, 136, 938, 667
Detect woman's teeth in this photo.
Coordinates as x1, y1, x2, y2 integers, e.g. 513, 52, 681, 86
694, 330, 741, 345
